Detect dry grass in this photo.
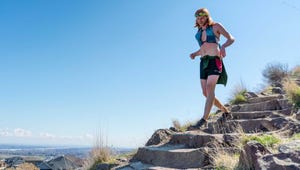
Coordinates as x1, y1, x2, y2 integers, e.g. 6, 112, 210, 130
214, 152, 240, 170
5, 163, 39, 170
172, 119, 193, 132
283, 80, 300, 107
83, 133, 114, 170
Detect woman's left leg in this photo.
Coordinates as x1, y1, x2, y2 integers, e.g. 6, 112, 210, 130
187, 75, 224, 130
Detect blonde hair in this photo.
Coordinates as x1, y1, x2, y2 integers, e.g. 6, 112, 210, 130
194, 8, 215, 28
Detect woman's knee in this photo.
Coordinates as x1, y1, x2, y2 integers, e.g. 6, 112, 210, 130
206, 82, 217, 92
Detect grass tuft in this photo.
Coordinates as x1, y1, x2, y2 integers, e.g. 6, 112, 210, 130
283, 80, 300, 108
229, 83, 247, 105
214, 152, 239, 170
83, 133, 114, 170
241, 134, 281, 148
172, 119, 193, 132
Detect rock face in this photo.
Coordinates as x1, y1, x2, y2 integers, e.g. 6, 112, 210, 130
115, 93, 300, 170
259, 151, 300, 169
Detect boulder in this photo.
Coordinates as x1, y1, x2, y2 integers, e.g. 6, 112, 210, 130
145, 129, 173, 146
237, 141, 271, 170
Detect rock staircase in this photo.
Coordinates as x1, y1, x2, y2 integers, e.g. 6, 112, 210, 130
116, 93, 300, 170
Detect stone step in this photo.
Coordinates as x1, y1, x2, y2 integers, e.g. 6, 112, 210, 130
231, 99, 291, 112
131, 144, 207, 169
247, 94, 283, 104
231, 108, 292, 119
168, 132, 239, 148
131, 144, 237, 169
204, 117, 289, 134
169, 133, 223, 148
231, 111, 278, 119
115, 161, 200, 170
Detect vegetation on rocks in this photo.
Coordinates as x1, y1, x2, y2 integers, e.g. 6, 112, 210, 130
214, 152, 239, 170
171, 119, 192, 132
113, 62, 300, 169
229, 84, 247, 105
84, 134, 114, 170
241, 134, 281, 148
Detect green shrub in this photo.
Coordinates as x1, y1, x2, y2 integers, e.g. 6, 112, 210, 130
242, 134, 281, 148
230, 93, 247, 105
228, 82, 248, 105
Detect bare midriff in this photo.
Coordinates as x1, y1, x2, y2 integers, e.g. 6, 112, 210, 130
199, 43, 220, 57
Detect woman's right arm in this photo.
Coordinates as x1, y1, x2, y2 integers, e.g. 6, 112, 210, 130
190, 48, 203, 60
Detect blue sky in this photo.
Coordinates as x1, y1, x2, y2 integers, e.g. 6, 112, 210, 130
0, 0, 299, 148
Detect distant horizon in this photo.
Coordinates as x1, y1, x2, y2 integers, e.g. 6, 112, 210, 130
0, 143, 134, 150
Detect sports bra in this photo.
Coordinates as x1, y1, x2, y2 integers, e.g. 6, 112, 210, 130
195, 25, 219, 47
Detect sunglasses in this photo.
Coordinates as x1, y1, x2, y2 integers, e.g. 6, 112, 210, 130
195, 12, 208, 17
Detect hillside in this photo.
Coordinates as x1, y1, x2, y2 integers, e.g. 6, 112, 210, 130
113, 78, 300, 169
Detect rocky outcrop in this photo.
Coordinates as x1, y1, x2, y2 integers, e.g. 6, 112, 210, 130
237, 141, 300, 170
115, 92, 300, 170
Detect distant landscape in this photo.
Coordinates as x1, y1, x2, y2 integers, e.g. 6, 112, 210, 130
0, 144, 134, 160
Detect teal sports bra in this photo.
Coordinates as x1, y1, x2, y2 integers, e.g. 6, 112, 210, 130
195, 25, 219, 47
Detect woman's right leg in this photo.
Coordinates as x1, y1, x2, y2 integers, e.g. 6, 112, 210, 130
201, 79, 229, 113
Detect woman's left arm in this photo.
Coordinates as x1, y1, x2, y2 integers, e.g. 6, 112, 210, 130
215, 23, 235, 57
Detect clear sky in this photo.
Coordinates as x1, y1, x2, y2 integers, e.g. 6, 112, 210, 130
0, 0, 300, 148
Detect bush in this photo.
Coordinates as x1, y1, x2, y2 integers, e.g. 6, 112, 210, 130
262, 63, 289, 85
283, 80, 300, 108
